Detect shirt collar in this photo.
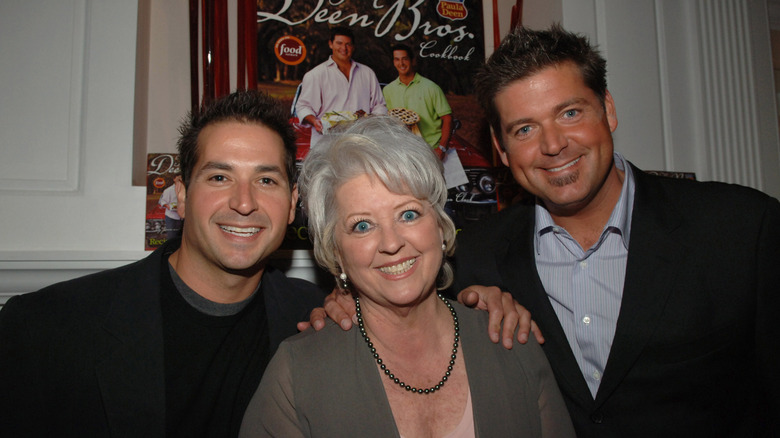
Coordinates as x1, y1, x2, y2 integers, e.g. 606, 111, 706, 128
534, 152, 635, 253
395, 72, 420, 87
325, 56, 355, 70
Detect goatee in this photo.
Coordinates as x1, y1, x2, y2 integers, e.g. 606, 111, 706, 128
548, 170, 579, 187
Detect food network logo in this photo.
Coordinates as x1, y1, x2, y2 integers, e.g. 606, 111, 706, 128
274, 35, 306, 65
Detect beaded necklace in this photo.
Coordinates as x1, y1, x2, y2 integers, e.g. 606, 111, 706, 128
354, 293, 459, 395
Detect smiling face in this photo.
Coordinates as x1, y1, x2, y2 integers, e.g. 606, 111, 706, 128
333, 174, 444, 309
328, 35, 354, 65
174, 121, 297, 281
392, 49, 414, 77
492, 62, 620, 217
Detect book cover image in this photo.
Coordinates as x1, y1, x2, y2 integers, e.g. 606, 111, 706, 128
257, 0, 504, 231
145, 153, 182, 250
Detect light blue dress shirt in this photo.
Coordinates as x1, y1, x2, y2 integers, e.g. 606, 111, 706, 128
534, 152, 635, 398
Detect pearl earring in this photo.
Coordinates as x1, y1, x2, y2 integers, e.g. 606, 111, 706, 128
337, 272, 349, 290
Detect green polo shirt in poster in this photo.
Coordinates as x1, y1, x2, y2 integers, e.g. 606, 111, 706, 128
383, 73, 452, 148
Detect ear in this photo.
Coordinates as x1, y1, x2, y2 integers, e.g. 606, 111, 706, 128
288, 184, 299, 225
491, 130, 510, 167
173, 176, 186, 220
604, 90, 618, 133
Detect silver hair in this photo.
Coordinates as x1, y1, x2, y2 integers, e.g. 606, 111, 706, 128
298, 116, 457, 289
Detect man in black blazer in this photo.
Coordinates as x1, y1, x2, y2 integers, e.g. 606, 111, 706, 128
0, 91, 325, 437
453, 25, 780, 437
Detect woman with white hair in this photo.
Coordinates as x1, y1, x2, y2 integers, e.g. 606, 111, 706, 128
239, 116, 573, 437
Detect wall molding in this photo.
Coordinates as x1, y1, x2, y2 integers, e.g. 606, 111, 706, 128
0, 249, 324, 307
0, 0, 86, 193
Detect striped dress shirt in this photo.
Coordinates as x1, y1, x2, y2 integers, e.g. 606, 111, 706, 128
534, 153, 635, 398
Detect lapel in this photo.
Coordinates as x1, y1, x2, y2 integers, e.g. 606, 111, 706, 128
262, 267, 299, 352
94, 246, 169, 438
262, 266, 324, 353
496, 204, 595, 408
594, 166, 687, 406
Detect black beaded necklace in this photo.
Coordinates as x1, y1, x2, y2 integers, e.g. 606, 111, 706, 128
355, 293, 459, 395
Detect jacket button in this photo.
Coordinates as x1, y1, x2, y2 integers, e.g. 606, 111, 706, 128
590, 413, 603, 424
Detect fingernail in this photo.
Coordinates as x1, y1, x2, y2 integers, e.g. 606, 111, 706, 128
341, 319, 351, 330
490, 333, 499, 343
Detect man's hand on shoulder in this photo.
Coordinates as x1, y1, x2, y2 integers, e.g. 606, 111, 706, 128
297, 287, 356, 332
458, 285, 544, 349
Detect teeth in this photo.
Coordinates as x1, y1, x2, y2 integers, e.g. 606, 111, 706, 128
378, 258, 416, 275
547, 157, 580, 172
220, 225, 260, 236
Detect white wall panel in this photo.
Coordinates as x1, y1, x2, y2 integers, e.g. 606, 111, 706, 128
0, 0, 86, 191
0, 0, 147, 296
659, 0, 779, 196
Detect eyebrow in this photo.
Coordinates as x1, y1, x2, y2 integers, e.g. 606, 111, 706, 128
503, 97, 589, 134
196, 161, 286, 177
342, 198, 426, 221
553, 97, 588, 114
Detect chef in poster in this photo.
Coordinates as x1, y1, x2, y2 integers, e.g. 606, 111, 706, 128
294, 26, 387, 146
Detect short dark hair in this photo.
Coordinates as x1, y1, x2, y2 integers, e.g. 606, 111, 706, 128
475, 24, 608, 145
177, 90, 297, 189
329, 26, 354, 43
391, 44, 414, 60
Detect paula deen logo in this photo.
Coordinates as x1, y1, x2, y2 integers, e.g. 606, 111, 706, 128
436, 0, 468, 21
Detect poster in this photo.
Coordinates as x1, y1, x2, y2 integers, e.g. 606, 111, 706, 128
256, 0, 504, 248
145, 153, 182, 250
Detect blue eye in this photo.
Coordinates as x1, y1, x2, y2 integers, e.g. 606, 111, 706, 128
564, 109, 578, 118
515, 125, 532, 137
401, 210, 419, 222
353, 221, 370, 233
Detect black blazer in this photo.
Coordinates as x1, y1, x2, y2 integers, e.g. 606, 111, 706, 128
453, 166, 780, 437
0, 239, 325, 438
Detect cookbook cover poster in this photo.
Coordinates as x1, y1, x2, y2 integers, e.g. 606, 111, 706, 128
256, 0, 487, 150
145, 153, 181, 251
257, 1, 506, 243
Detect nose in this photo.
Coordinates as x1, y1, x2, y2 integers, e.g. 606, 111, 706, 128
378, 224, 405, 254
229, 182, 258, 215
539, 125, 567, 156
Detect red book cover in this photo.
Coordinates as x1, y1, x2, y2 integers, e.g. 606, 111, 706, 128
145, 153, 182, 250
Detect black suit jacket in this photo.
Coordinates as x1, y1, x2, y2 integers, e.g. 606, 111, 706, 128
453, 166, 780, 437
0, 239, 325, 438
